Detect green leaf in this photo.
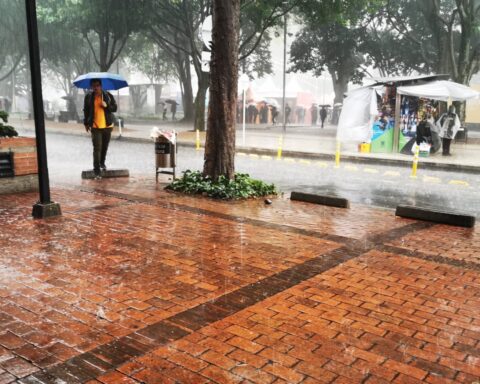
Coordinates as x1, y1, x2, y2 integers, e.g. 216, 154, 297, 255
165, 171, 277, 200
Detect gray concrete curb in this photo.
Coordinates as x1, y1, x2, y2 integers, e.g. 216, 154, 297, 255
396, 205, 475, 228
290, 191, 349, 208
178, 142, 480, 174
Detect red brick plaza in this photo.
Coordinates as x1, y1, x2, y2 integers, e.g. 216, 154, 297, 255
0, 178, 479, 384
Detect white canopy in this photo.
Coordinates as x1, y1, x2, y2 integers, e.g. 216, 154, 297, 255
397, 80, 480, 101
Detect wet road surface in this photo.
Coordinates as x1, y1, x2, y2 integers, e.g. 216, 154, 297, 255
31, 130, 480, 217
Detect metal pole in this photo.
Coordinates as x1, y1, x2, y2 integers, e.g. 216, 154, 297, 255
116, 60, 120, 112
393, 91, 401, 153
282, 12, 287, 133
25, 0, 61, 218
242, 88, 246, 145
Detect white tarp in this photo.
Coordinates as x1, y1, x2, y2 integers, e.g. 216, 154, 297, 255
337, 87, 378, 142
397, 80, 480, 101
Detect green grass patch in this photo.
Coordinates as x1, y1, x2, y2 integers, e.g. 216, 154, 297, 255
166, 170, 277, 199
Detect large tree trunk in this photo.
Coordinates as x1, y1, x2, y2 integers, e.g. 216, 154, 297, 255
98, 31, 110, 72
203, 0, 240, 180
330, 70, 349, 104
181, 57, 194, 122
194, 74, 209, 131
176, 54, 194, 122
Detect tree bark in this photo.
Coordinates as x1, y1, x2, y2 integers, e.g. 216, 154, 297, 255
177, 54, 194, 122
194, 74, 209, 131
154, 84, 163, 115
203, 0, 240, 180
330, 70, 349, 104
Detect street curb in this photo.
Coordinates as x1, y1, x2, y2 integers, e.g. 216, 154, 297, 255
290, 191, 350, 208
229, 145, 480, 174
395, 205, 475, 228
25, 128, 480, 174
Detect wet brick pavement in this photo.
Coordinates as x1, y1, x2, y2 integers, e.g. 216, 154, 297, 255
0, 177, 478, 383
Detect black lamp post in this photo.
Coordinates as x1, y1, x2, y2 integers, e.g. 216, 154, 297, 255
25, 0, 61, 218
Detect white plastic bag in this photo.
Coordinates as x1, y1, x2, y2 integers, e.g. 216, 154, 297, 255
150, 127, 177, 144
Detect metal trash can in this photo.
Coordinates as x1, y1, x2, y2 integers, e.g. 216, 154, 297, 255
155, 135, 176, 182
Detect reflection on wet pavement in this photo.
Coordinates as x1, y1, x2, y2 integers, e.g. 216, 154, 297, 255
0, 178, 479, 383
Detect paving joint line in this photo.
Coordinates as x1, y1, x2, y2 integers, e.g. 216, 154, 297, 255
379, 244, 480, 271
19, 190, 442, 383
64, 201, 134, 214
58, 183, 360, 247
71, 186, 435, 249
53, 186, 476, 276
58, 186, 472, 274
20, 245, 367, 384
59, 185, 472, 275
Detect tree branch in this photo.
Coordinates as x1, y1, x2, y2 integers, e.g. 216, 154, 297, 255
85, 34, 101, 68
0, 55, 23, 82
447, 9, 459, 78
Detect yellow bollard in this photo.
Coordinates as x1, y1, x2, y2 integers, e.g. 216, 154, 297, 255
335, 141, 341, 168
411, 145, 419, 178
277, 135, 283, 160
196, 129, 200, 151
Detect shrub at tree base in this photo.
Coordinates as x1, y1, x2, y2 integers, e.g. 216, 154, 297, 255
0, 111, 18, 138
166, 170, 277, 200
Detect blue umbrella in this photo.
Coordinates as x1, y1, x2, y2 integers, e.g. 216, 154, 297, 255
73, 72, 128, 91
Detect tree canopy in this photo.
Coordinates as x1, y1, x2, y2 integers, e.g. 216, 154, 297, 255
290, 0, 480, 104
0, 1, 27, 82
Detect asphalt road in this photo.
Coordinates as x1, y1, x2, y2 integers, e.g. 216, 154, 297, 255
24, 130, 480, 217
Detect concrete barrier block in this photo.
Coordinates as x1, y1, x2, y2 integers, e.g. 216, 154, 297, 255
81, 169, 129, 179
396, 205, 475, 228
290, 191, 349, 208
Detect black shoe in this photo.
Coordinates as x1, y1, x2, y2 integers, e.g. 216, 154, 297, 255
100, 164, 107, 171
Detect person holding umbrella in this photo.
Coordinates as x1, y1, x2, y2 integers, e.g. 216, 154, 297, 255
75, 72, 127, 179
82, 78, 117, 179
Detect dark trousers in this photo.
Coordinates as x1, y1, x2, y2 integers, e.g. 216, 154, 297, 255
442, 138, 452, 155
91, 128, 112, 173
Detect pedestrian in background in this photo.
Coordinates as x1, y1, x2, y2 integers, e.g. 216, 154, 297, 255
285, 103, 291, 124
272, 106, 279, 125
252, 105, 259, 124
83, 78, 117, 179
260, 103, 268, 124
320, 106, 327, 128
171, 103, 177, 120
437, 105, 460, 156
311, 104, 318, 126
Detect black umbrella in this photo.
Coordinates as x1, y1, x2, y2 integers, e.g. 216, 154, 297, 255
165, 99, 179, 105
